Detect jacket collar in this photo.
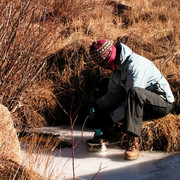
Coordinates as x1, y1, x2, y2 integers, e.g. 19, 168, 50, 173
113, 42, 133, 72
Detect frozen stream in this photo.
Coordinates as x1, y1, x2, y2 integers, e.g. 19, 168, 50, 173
20, 126, 180, 180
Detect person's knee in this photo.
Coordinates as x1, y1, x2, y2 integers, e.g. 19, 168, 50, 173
128, 87, 147, 105
128, 87, 141, 97
128, 87, 146, 103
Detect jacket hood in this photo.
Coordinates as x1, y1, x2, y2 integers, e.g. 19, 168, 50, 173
115, 40, 133, 64
120, 43, 133, 63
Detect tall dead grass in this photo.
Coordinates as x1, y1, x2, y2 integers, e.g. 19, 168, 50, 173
0, 158, 44, 180
1, 0, 179, 127
46, 0, 179, 121
141, 114, 180, 152
14, 80, 57, 130
0, 131, 62, 180
0, 0, 60, 129
0, 0, 179, 122
0, 0, 179, 164
0, 0, 180, 179
44, 0, 180, 153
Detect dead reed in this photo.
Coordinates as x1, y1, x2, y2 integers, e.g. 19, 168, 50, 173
0, 133, 62, 180
46, 0, 179, 123
0, 1, 179, 179
141, 114, 180, 152
0, 158, 43, 180
1, 0, 179, 127
0, 2, 180, 179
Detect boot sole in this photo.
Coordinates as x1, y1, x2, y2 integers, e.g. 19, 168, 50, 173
124, 154, 139, 160
87, 142, 107, 152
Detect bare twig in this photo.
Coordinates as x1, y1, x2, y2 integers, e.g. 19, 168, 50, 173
91, 162, 108, 180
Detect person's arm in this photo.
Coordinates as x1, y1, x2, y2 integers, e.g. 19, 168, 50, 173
96, 77, 124, 109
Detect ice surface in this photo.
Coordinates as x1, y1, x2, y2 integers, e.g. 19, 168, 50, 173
21, 126, 180, 180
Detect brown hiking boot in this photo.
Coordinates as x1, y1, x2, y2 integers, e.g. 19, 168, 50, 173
124, 136, 139, 160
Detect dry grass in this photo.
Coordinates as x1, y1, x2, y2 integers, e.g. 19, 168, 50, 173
46, 0, 179, 121
141, 114, 180, 152
1, 0, 179, 127
0, 127, 65, 180
0, 0, 59, 126
0, 134, 61, 180
14, 80, 57, 129
0, 158, 44, 180
19, 130, 65, 180
0, 2, 180, 178
154, 51, 180, 114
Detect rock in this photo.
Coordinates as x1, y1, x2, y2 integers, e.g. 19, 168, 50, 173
0, 104, 22, 164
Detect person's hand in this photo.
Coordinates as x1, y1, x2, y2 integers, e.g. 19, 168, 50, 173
88, 103, 99, 118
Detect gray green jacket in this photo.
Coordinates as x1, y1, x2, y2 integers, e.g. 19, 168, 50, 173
96, 42, 174, 123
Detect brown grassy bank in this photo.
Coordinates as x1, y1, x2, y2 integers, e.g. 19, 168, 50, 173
46, 0, 180, 123
0, 0, 180, 179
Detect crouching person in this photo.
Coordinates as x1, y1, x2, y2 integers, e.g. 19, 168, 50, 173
88, 39, 174, 160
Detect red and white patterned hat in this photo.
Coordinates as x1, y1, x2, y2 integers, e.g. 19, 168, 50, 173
89, 39, 116, 68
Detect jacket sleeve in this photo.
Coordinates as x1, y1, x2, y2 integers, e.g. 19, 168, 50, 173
96, 76, 123, 109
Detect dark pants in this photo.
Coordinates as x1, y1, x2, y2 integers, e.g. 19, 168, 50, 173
126, 87, 173, 136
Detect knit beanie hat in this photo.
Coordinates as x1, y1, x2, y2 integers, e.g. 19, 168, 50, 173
89, 40, 116, 69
